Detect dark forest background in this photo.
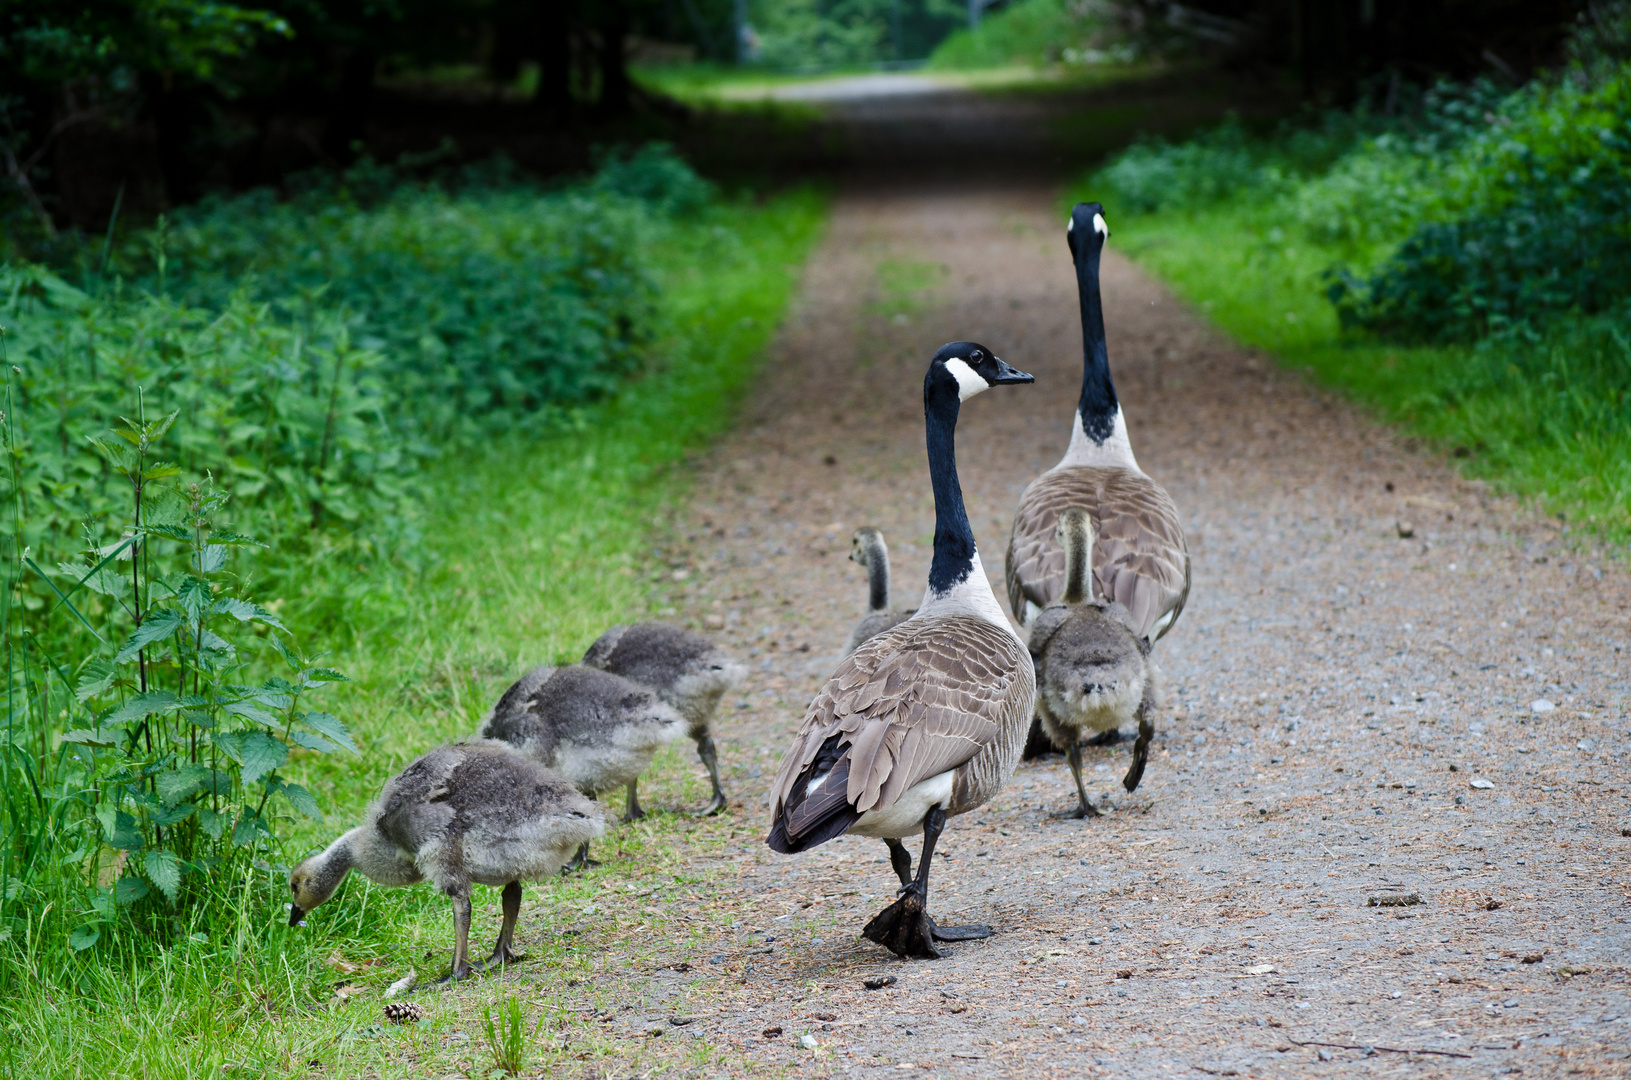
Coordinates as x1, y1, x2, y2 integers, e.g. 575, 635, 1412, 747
0, 0, 1600, 232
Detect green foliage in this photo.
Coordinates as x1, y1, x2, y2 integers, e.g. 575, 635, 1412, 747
929, 0, 1122, 69
749, 0, 963, 67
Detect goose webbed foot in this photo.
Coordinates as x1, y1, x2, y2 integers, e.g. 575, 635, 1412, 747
862, 886, 945, 960
435, 964, 473, 986
476, 943, 524, 972
561, 842, 600, 874
1122, 716, 1156, 793
690, 734, 729, 816
1060, 739, 1102, 819
1050, 799, 1101, 819
927, 918, 992, 942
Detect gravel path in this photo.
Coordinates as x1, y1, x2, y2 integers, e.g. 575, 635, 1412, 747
644, 179, 1631, 1079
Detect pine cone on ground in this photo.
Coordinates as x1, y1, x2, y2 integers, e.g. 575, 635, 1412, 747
383, 1001, 425, 1024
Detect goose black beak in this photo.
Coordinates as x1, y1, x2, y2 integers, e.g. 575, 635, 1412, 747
990, 359, 1034, 385
289, 904, 305, 927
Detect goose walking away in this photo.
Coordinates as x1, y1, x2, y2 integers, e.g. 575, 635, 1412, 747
479, 664, 688, 866
581, 623, 745, 816
1030, 508, 1161, 817
1005, 202, 1188, 767
843, 527, 917, 656
767, 342, 1035, 960
287, 739, 602, 983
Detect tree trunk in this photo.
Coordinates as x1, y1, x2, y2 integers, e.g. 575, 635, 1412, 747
596, 0, 631, 115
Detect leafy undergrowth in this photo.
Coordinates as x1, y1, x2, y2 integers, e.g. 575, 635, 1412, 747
0, 187, 828, 1078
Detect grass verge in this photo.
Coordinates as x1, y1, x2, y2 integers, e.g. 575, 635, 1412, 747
0, 186, 828, 1078
1097, 201, 1631, 544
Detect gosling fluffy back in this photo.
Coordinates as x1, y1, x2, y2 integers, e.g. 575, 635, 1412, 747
582, 623, 745, 735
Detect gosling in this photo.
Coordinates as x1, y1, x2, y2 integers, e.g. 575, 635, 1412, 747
843, 527, 917, 656
581, 623, 745, 816
1030, 508, 1161, 818
479, 663, 688, 866
287, 739, 602, 983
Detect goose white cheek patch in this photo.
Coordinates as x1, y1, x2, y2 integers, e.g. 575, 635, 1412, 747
1093, 213, 1108, 236
944, 357, 990, 401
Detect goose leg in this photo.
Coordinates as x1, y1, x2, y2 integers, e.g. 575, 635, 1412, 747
862, 806, 992, 959
884, 838, 914, 886
479, 881, 525, 970
623, 780, 645, 824
692, 733, 728, 817
1122, 713, 1156, 793
1053, 739, 1101, 819
439, 892, 474, 984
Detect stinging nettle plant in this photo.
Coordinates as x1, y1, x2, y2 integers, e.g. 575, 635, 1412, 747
34, 403, 358, 948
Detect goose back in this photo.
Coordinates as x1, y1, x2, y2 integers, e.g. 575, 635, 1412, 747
1006, 465, 1189, 640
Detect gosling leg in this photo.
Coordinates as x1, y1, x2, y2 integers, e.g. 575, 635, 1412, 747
480, 881, 525, 970
1123, 714, 1155, 793
562, 841, 600, 873
693, 733, 728, 816
623, 779, 644, 824
440, 891, 474, 984
884, 838, 914, 886
1052, 738, 1100, 818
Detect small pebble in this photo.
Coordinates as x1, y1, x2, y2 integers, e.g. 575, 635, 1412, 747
1469, 778, 1494, 789
800, 1034, 819, 1050
1530, 699, 1555, 714
1396, 521, 1414, 538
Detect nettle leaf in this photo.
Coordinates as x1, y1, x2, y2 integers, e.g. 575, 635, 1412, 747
113, 610, 183, 665
61, 728, 122, 748
141, 524, 194, 543
215, 598, 258, 621
253, 605, 288, 632
69, 924, 100, 951
95, 805, 143, 850
103, 690, 178, 726
57, 562, 123, 597
177, 576, 213, 623
197, 545, 228, 574
274, 780, 323, 821
237, 732, 288, 785
156, 764, 210, 807
151, 804, 196, 828
231, 810, 270, 848
287, 730, 338, 754
208, 532, 265, 547
224, 700, 280, 727
75, 658, 116, 702
144, 849, 182, 902
197, 806, 226, 840
304, 668, 349, 687
299, 712, 359, 755
199, 629, 235, 655
114, 876, 148, 905
87, 435, 137, 473
144, 484, 190, 525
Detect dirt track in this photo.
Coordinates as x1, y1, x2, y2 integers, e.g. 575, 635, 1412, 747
640, 177, 1631, 1079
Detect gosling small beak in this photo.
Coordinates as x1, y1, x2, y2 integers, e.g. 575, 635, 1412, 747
989, 358, 1035, 385
289, 904, 305, 927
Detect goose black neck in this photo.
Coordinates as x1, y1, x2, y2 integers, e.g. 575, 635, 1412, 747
1075, 238, 1118, 443
924, 380, 976, 595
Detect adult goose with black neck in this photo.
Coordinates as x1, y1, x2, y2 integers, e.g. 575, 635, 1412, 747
767, 342, 1035, 961
1006, 203, 1189, 647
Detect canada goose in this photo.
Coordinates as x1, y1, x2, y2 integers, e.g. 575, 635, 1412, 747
843, 527, 916, 656
581, 623, 746, 816
767, 342, 1035, 961
287, 739, 602, 983
1006, 203, 1188, 760
478, 664, 688, 866
1030, 508, 1161, 817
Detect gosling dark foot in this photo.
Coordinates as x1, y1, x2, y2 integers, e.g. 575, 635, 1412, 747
1051, 799, 1102, 819
561, 851, 601, 875
861, 889, 945, 960
1123, 717, 1155, 793
927, 919, 992, 942
435, 964, 473, 986
689, 792, 728, 817
620, 808, 645, 825
1086, 728, 1125, 746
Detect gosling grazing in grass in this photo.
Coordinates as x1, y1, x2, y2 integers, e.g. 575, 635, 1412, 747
843, 527, 917, 657
767, 342, 1036, 961
478, 664, 688, 865
581, 623, 745, 816
1029, 508, 1160, 818
287, 739, 602, 983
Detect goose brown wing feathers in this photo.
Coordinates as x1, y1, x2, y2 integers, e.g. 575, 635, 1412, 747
768, 616, 1030, 844
1005, 466, 1189, 641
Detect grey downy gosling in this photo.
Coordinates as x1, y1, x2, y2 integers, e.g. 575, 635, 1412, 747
479, 664, 688, 866
581, 623, 745, 816
767, 342, 1036, 961
1029, 508, 1161, 818
287, 739, 602, 983
843, 527, 917, 657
